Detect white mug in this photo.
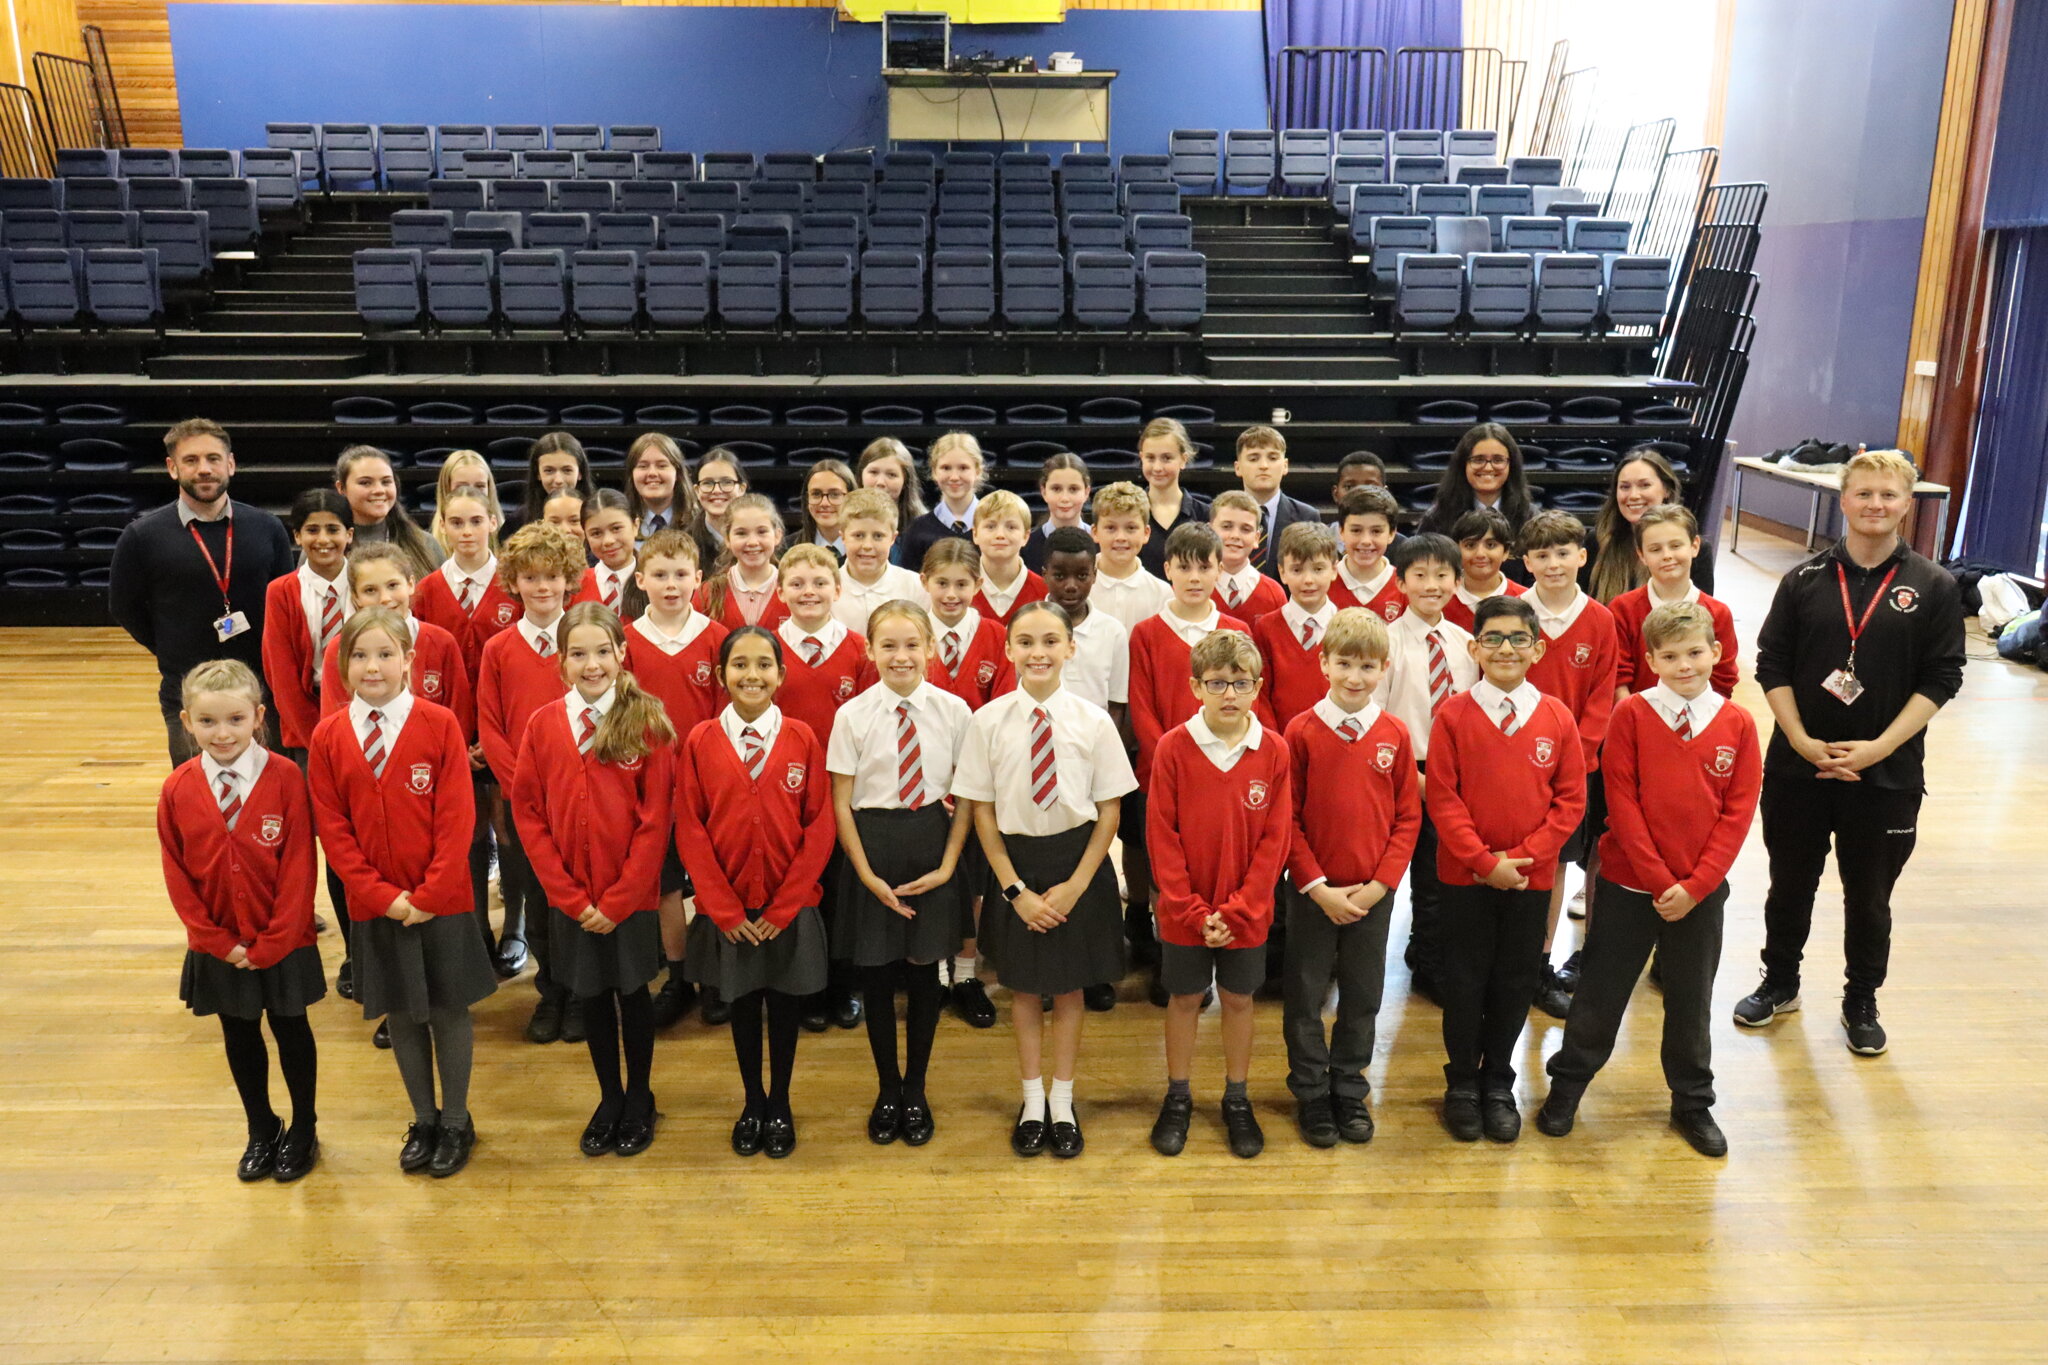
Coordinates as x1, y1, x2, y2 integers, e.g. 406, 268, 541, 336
1270, 407, 1291, 424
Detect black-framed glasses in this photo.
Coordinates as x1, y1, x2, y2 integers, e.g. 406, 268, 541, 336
807, 488, 847, 504
1467, 455, 1511, 469
1199, 678, 1259, 695
698, 477, 742, 492
1477, 631, 1537, 650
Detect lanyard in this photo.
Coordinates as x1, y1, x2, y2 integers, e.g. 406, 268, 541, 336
1836, 562, 1897, 669
188, 517, 234, 609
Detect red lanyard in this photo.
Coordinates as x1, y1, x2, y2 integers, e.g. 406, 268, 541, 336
188, 517, 235, 609
1836, 563, 1896, 663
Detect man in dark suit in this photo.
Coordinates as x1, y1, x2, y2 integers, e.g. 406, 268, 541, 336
1234, 424, 1321, 581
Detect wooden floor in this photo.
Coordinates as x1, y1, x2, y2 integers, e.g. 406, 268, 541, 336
3, 526, 2045, 1364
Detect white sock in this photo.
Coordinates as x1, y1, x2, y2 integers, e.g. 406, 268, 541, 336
1020, 1076, 1046, 1123
954, 954, 977, 984
1048, 1077, 1075, 1126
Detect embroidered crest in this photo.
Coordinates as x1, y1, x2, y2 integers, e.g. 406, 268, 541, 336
1889, 585, 1920, 614
618, 753, 644, 772
783, 762, 806, 792
692, 660, 713, 686
1711, 745, 1736, 776
975, 660, 997, 687
1532, 737, 1555, 766
495, 602, 515, 625
1383, 601, 1403, 622
1244, 780, 1270, 810
1374, 742, 1397, 772
420, 670, 442, 698
408, 762, 433, 794
835, 676, 856, 701
257, 814, 284, 846
1571, 643, 1592, 667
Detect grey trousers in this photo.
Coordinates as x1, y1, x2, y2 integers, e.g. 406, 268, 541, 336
1281, 887, 1393, 1101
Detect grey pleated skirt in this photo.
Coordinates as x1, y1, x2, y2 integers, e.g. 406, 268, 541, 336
975, 825, 1125, 996
834, 806, 970, 967
180, 943, 327, 1020
352, 911, 498, 1024
547, 905, 664, 998
684, 905, 829, 999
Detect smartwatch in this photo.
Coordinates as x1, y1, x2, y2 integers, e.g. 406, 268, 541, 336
1001, 880, 1027, 902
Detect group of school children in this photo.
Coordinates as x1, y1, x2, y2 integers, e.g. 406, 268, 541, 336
159, 415, 1769, 1186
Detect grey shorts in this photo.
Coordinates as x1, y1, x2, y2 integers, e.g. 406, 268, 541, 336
1160, 940, 1266, 998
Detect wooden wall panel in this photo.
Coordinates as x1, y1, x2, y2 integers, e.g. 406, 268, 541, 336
73, 0, 178, 146
10, 0, 84, 91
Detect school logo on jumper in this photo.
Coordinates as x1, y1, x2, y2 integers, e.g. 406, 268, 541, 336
976, 661, 997, 687
408, 763, 434, 794
495, 602, 516, 625
1374, 742, 1398, 772
421, 670, 442, 697
692, 660, 713, 686
835, 676, 856, 701
257, 815, 284, 846
618, 753, 643, 772
1383, 601, 1403, 622
1572, 643, 1593, 667
783, 762, 806, 792
1711, 746, 1736, 776
1244, 780, 1270, 810
1889, 585, 1920, 614
1532, 737, 1555, 766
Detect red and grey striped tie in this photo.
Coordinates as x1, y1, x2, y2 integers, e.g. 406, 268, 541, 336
896, 701, 925, 808
1301, 616, 1317, 647
740, 725, 765, 781
362, 709, 387, 778
1029, 706, 1058, 809
940, 629, 962, 674
578, 706, 600, 754
801, 635, 824, 666
317, 584, 342, 656
1337, 717, 1363, 743
1426, 630, 1450, 716
1498, 699, 1521, 737
216, 772, 242, 829
458, 575, 478, 613
1674, 704, 1693, 741
601, 572, 620, 611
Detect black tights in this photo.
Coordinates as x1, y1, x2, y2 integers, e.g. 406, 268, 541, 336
218, 1011, 318, 1139
861, 962, 945, 1099
728, 989, 801, 1119
582, 986, 655, 1112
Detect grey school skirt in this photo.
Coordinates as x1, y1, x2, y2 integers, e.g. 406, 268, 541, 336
547, 905, 664, 998
684, 905, 829, 1000
180, 943, 327, 1020
352, 911, 498, 1024
833, 806, 971, 967
975, 824, 1124, 997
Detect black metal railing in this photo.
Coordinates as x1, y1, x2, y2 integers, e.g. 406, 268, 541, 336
1390, 46, 1522, 142
33, 50, 112, 153
82, 24, 130, 149
1524, 40, 1569, 159
1269, 45, 1390, 133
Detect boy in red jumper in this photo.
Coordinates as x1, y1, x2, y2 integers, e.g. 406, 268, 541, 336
1610, 504, 1740, 698
1538, 602, 1759, 1157
1443, 508, 1526, 633
477, 521, 581, 1042
1146, 629, 1293, 1160
1327, 487, 1406, 623
1518, 509, 1620, 1016
1251, 521, 1341, 729
1281, 609, 1420, 1148
1210, 491, 1287, 624
1428, 594, 1586, 1144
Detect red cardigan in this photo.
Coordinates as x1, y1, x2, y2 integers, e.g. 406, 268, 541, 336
260, 572, 344, 750
1328, 569, 1407, 623
509, 702, 676, 923
1443, 579, 1527, 634
693, 580, 791, 634
1425, 690, 1587, 891
1249, 609, 1333, 730
973, 569, 1048, 627
1282, 707, 1421, 893
777, 628, 874, 754
623, 617, 730, 738
476, 624, 568, 781
1598, 695, 1762, 903
1525, 597, 1620, 769
1145, 723, 1294, 947
1214, 573, 1286, 628
1609, 586, 1740, 696
1128, 610, 1250, 781
928, 615, 1013, 710
673, 718, 836, 931
307, 700, 476, 919
413, 568, 520, 685
319, 619, 474, 743
157, 752, 317, 967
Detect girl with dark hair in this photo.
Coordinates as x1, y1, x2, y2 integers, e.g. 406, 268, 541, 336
626, 432, 695, 539
334, 446, 442, 577
520, 432, 592, 531
796, 458, 857, 559
1585, 445, 1713, 601
1417, 423, 1536, 541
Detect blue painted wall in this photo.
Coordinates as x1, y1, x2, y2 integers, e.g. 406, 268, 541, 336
166, 4, 1269, 161
1717, 0, 1953, 531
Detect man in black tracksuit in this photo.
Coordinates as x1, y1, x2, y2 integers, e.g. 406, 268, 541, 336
1736, 451, 1965, 1056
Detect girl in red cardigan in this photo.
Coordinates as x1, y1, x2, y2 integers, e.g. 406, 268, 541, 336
675, 627, 837, 1159
512, 603, 677, 1158
310, 607, 494, 1178
318, 544, 473, 739
695, 492, 789, 633
261, 488, 353, 756
575, 489, 643, 618
160, 659, 324, 1183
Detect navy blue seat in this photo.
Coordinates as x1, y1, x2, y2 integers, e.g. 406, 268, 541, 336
1224, 130, 1276, 192
424, 249, 495, 326
867, 212, 928, 253
800, 212, 863, 254
617, 180, 677, 217
858, 249, 924, 327
1279, 130, 1332, 192
1168, 131, 1219, 192
931, 248, 994, 326
459, 149, 516, 181
875, 181, 934, 216
761, 152, 817, 186
354, 248, 424, 326
1000, 211, 1058, 254
65, 178, 127, 212
1456, 163, 1511, 186
379, 126, 435, 188
680, 181, 742, 216
85, 248, 161, 324
571, 251, 640, 327
120, 147, 179, 178
1533, 253, 1601, 330
1568, 217, 1633, 258
1122, 181, 1180, 217
1475, 185, 1535, 246
239, 149, 302, 212
427, 179, 486, 215
66, 210, 137, 251
2, 209, 66, 250
788, 249, 854, 327
459, 210, 523, 252
1603, 255, 1670, 328
1001, 248, 1064, 327
881, 150, 937, 183
935, 212, 994, 250
716, 250, 783, 327
595, 213, 660, 262
190, 179, 259, 248
580, 150, 638, 181
490, 180, 550, 216
0, 178, 61, 211
1368, 215, 1433, 284
1502, 215, 1566, 256
138, 211, 212, 282
812, 182, 870, 215
702, 152, 758, 184
728, 213, 794, 256
941, 151, 995, 183
609, 125, 662, 152
55, 148, 114, 179
937, 182, 996, 216
1058, 181, 1118, 218
643, 252, 711, 327
1395, 254, 1463, 329
437, 125, 490, 176
1063, 212, 1126, 258
1331, 155, 1387, 214
525, 213, 591, 253
1130, 213, 1192, 253
552, 125, 604, 152
126, 177, 190, 212
999, 151, 1053, 185
748, 182, 808, 216
1061, 153, 1114, 186
822, 150, 875, 182
321, 125, 379, 189
999, 183, 1055, 218
639, 151, 698, 183
1070, 249, 1136, 328
1508, 156, 1564, 187
8, 248, 85, 324
1414, 183, 1473, 218
1140, 250, 1205, 327
1467, 252, 1534, 328
492, 125, 546, 151
554, 180, 616, 216
1392, 154, 1447, 186
390, 209, 455, 252
498, 250, 567, 328
662, 212, 727, 257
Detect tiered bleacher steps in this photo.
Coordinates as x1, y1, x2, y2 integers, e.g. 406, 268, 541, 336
145, 217, 373, 379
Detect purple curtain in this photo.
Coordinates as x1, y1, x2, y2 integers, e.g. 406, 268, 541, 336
1959, 228, 2048, 574
1264, 0, 1462, 130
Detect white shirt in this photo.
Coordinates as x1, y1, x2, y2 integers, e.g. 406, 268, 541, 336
1065, 609, 1129, 710
778, 616, 848, 665
1280, 598, 1336, 649
516, 610, 563, 655
1338, 558, 1395, 602
1454, 577, 1512, 614
827, 680, 971, 809
1313, 696, 1384, 738
1091, 563, 1171, 637
1216, 564, 1264, 610
296, 563, 347, 650
934, 501, 977, 536
561, 684, 616, 739
1644, 682, 1724, 734
952, 686, 1137, 837
200, 742, 269, 815
631, 610, 714, 656
1154, 603, 1221, 649
1648, 578, 1702, 608
1377, 610, 1477, 760
1470, 677, 1544, 733
639, 506, 676, 537
349, 689, 415, 751
440, 555, 497, 612
1184, 712, 1264, 774
833, 562, 927, 635
934, 609, 985, 671
1531, 587, 1590, 638
177, 497, 232, 526
589, 561, 633, 608
719, 703, 783, 761
979, 564, 1033, 619
815, 534, 845, 558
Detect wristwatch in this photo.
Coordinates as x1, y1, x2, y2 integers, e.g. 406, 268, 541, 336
1001, 880, 1028, 902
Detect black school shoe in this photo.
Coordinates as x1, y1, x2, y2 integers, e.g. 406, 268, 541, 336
558, 997, 588, 1045
832, 986, 864, 1029
951, 979, 996, 1028
1535, 1086, 1581, 1138
899, 1096, 935, 1147
868, 1090, 902, 1145
1480, 1091, 1521, 1143
1332, 1094, 1375, 1145
731, 1107, 765, 1157
1442, 1087, 1483, 1142
763, 1113, 797, 1159
273, 1125, 318, 1183
237, 1119, 281, 1182
1533, 966, 1573, 1020
492, 933, 529, 979
1671, 1106, 1728, 1157
1555, 950, 1583, 994
428, 1120, 476, 1177
701, 988, 732, 1027
372, 1019, 391, 1049
614, 1095, 658, 1157
399, 1120, 439, 1172
1842, 996, 1888, 1055
335, 958, 355, 1001
800, 992, 831, 1034
1083, 982, 1117, 1012
1151, 1091, 1194, 1155
1732, 975, 1801, 1028
1295, 1095, 1339, 1149
1049, 1112, 1084, 1158
650, 975, 697, 1030
525, 994, 564, 1044
1221, 1095, 1265, 1158
1012, 1106, 1048, 1157
580, 1100, 621, 1157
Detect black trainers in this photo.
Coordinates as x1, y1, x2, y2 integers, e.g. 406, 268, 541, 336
1221, 1094, 1264, 1158
1442, 1087, 1482, 1142
1295, 1095, 1338, 1149
1533, 965, 1573, 1020
1535, 1086, 1581, 1137
1332, 1094, 1375, 1144
1671, 1106, 1728, 1157
1732, 975, 1800, 1028
1480, 1091, 1521, 1143
1150, 1091, 1193, 1156
1841, 996, 1888, 1055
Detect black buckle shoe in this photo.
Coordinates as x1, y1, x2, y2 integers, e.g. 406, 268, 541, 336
428, 1120, 475, 1177
492, 933, 529, 979
1536, 1086, 1581, 1137
1671, 1106, 1728, 1157
899, 1097, 935, 1147
1011, 1106, 1047, 1157
868, 1091, 902, 1145
951, 978, 997, 1028
1442, 1087, 1482, 1142
651, 975, 697, 1030
763, 1114, 797, 1159
580, 1101, 621, 1157
237, 1119, 281, 1182
1332, 1094, 1375, 1144
1221, 1094, 1265, 1158
1151, 1091, 1194, 1156
731, 1108, 765, 1157
273, 1125, 319, 1183
1480, 1091, 1521, 1143
399, 1120, 439, 1172
614, 1095, 658, 1157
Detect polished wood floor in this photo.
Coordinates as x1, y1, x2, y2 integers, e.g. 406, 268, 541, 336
3, 527, 2045, 1364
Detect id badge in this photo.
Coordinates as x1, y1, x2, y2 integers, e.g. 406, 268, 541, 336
214, 610, 251, 643
1821, 667, 1864, 705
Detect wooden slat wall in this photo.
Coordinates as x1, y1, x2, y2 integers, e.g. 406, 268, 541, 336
10, 0, 86, 87
74, 0, 178, 146
1897, 0, 1992, 461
